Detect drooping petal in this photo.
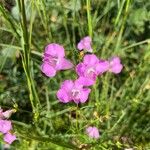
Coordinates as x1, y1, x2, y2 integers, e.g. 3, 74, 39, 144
41, 62, 56, 77
57, 89, 71, 103
59, 58, 74, 70
79, 88, 91, 103
110, 63, 123, 74
109, 57, 123, 74
60, 80, 74, 91
83, 54, 99, 66
44, 43, 65, 58
76, 77, 95, 86
4, 133, 16, 144
0, 120, 12, 134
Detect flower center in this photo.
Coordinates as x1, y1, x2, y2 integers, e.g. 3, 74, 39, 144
86, 67, 96, 79
49, 57, 59, 67
87, 68, 95, 74
71, 89, 80, 99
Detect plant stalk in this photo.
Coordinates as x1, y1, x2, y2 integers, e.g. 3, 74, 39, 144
17, 0, 40, 122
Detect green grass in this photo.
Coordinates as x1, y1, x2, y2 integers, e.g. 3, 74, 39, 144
0, 0, 150, 149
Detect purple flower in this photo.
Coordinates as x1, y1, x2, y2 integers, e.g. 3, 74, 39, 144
0, 109, 15, 119
77, 36, 92, 52
86, 126, 100, 139
41, 43, 73, 77
0, 120, 12, 134
108, 57, 123, 74
76, 54, 108, 86
4, 133, 16, 144
57, 80, 91, 104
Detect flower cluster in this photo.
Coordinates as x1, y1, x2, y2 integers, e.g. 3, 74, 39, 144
0, 108, 16, 144
41, 36, 123, 139
41, 36, 123, 104
41, 43, 73, 77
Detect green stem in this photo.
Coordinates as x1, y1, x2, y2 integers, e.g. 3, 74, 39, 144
115, 0, 130, 53
122, 39, 150, 51
0, 4, 20, 38
86, 0, 92, 38
17, 133, 78, 149
18, 0, 40, 121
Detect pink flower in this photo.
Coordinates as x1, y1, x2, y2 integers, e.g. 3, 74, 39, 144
4, 133, 16, 144
108, 57, 123, 74
76, 54, 108, 86
41, 43, 73, 77
0, 109, 15, 119
86, 126, 100, 139
57, 80, 91, 104
0, 120, 12, 134
77, 36, 92, 52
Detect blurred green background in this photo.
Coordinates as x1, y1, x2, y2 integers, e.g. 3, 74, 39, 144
0, 0, 150, 149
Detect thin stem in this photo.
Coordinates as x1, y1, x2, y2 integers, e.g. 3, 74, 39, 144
114, 0, 131, 53
0, 4, 20, 38
86, 0, 92, 38
122, 39, 150, 51
17, 0, 40, 122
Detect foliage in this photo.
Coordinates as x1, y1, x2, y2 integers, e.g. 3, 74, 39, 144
0, 0, 150, 149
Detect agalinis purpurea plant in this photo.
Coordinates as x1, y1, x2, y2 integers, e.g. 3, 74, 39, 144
41, 36, 123, 139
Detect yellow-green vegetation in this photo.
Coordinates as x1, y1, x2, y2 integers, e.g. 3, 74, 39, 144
0, 0, 150, 149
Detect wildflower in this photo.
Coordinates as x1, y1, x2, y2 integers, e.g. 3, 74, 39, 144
108, 56, 123, 74
0, 108, 16, 145
86, 126, 100, 139
0, 120, 12, 134
76, 54, 108, 86
41, 43, 73, 77
77, 36, 93, 52
4, 133, 16, 144
0, 109, 15, 119
57, 80, 91, 104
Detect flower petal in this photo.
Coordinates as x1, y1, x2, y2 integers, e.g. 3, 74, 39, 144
77, 42, 83, 50
44, 43, 65, 58
4, 133, 16, 144
41, 62, 56, 77
84, 36, 92, 42
77, 36, 92, 52
110, 56, 121, 64
76, 63, 86, 76
109, 57, 123, 74
60, 80, 74, 91
86, 126, 100, 139
2, 110, 15, 119
83, 54, 99, 66
79, 88, 91, 103
57, 89, 71, 103
96, 60, 109, 74
76, 77, 95, 86
0, 120, 12, 134
59, 58, 74, 70
110, 63, 123, 74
